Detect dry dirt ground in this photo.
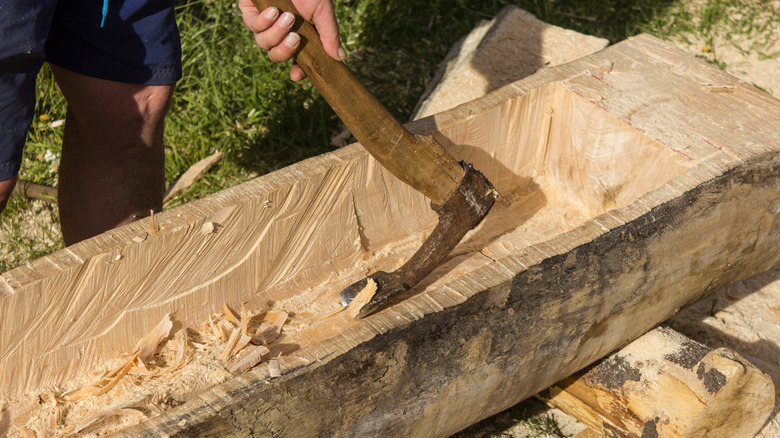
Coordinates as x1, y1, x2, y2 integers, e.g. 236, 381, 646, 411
670, 0, 780, 96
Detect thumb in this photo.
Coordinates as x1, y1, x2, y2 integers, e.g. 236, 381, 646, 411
310, 4, 346, 61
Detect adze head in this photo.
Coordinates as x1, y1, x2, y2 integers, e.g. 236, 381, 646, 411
340, 164, 497, 318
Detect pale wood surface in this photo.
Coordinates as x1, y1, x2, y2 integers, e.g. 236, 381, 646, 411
1, 34, 779, 436
411, 5, 609, 120
540, 326, 775, 438
130, 35, 778, 436
414, 11, 780, 437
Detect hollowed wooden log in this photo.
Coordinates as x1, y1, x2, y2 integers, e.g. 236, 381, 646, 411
1, 35, 778, 436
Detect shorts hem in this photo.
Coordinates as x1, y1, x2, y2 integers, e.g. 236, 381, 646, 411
0, 161, 22, 181
48, 58, 182, 86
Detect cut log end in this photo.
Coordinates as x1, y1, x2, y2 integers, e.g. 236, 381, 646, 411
539, 326, 775, 438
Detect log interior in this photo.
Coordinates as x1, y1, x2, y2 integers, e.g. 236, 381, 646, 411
3, 34, 780, 436
242, 83, 695, 364
0, 49, 697, 401
1, 79, 691, 400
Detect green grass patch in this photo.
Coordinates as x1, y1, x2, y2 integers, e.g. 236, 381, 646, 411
643, 0, 780, 69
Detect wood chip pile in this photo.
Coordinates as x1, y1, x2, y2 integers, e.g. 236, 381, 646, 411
2, 304, 293, 437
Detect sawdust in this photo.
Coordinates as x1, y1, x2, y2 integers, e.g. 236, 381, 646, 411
0, 304, 299, 437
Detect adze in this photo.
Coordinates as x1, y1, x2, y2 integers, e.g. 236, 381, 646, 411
252, 0, 498, 318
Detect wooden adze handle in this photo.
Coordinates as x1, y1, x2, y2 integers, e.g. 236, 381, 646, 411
251, 0, 497, 316
251, 0, 465, 205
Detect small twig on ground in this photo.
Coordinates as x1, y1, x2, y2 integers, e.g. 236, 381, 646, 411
14, 180, 58, 203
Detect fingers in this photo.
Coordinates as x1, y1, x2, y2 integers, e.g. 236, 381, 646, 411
238, 0, 275, 34
244, 8, 300, 62
266, 29, 300, 64
239, 0, 346, 81
239, 1, 300, 60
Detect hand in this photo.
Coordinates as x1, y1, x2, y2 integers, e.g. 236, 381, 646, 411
239, 0, 346, 81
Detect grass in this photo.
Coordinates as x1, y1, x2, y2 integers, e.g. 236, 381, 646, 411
452, 397, 568, 437
0, 197, 63, 273
645, 0, 780, 71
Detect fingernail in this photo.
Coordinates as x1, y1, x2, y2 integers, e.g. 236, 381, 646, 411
263, 7, 278, 20
337, 47, 347, 60
280, 12, 295, 27
284, 32, 300, 48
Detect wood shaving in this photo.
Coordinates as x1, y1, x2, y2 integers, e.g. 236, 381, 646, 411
234, 334, 253, 356
3, 302, 292, 437
169, 330, 189, 372
223, 304, 239, 325
68, 314, 174, 400
228, 345, 271, 375
255, 311, 288, 344
218, 328, 242, 363
346, 279, 378, 319
72, 408, 145, 435
240, 305, 249, 336
200, 221, 217, 234
67, 355, 137, 400
219, 306, 264, 364
135, 314, 173, 365
268, 360, 282, 378
48, 404, 62, 429
163, 151, 224, 203
17, 427, 36, 438
148, 210, 159, 233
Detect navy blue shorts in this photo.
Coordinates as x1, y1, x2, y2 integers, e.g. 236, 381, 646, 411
0, 0, 182, 181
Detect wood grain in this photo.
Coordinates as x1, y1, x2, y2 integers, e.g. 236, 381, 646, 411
1, 35, 779, 436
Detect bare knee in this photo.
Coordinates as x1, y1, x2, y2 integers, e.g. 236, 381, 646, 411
51, 65, 174, 147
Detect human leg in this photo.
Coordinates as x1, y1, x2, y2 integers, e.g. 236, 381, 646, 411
51, 66, 174, 245
45, 0, 181, 244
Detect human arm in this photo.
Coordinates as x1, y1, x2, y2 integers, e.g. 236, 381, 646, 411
238, 0, 345, 81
